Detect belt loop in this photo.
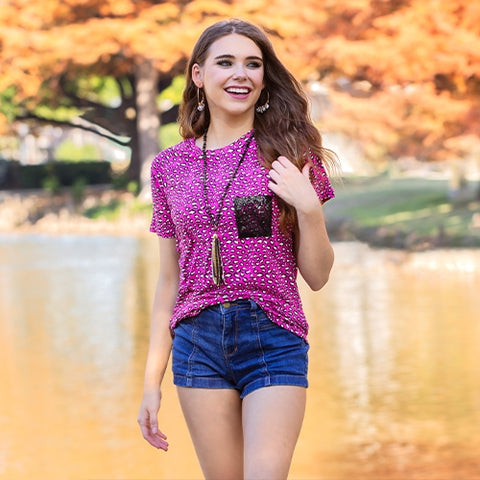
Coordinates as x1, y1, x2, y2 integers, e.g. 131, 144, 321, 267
249, 299, 257, 312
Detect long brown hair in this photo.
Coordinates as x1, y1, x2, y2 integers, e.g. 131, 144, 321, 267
178, 19, 338, 231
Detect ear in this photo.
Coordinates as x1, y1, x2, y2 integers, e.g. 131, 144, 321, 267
192, 63, 203, 88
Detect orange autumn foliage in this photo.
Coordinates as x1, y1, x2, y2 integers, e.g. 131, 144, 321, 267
291, 0, 480, 163
0, 0, 479, 168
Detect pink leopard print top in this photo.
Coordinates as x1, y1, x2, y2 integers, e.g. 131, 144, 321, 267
150, 130, 334, 339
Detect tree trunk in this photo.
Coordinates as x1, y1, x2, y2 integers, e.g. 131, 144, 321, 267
128, 124, 140, 184
132, 59, 160, 195
447, 158, 468, 200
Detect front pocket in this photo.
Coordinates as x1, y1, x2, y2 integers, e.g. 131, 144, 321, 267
256, 313, 279, 331
234, 195, 272, 238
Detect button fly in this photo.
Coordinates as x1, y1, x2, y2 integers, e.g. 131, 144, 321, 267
221, 301, 237, 308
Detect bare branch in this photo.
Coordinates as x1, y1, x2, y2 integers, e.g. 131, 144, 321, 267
16, 112, 132, 147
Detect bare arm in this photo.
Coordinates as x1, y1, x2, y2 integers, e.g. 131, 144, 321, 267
268, 156, 334, 291
137, 237, 179, 450
294, 197, 334, 291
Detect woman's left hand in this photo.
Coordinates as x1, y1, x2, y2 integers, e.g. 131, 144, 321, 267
268, 156, 319, 213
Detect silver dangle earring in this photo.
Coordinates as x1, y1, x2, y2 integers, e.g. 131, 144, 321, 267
197, 88, 205, 112
255, 91, 270, 114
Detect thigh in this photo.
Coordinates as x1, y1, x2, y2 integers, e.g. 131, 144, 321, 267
242, 385, 306, 480
177, 387, 243, 480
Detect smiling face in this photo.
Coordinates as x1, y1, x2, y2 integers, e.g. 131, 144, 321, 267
192, 33, 265, 121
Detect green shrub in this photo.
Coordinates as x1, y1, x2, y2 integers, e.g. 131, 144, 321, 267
3, 160, 112, 189
71, 177, 88, 204
54, 139, 101, 162
42, 175, 61, 194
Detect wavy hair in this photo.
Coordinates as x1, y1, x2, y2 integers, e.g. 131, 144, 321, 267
178, 19, 338, 231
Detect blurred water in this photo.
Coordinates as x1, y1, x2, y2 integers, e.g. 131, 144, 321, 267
0, 235, 479, 480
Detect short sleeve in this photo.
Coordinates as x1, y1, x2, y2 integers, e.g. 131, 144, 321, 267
149, 154, 176, 237
310, 152, 335, 204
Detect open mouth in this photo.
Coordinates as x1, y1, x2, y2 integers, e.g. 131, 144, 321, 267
225, 87, 251, 96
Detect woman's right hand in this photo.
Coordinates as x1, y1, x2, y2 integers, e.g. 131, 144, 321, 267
137, 390, 169, 450
137, 237, 179, 451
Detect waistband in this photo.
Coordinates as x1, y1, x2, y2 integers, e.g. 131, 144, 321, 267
217, 298, 257, 313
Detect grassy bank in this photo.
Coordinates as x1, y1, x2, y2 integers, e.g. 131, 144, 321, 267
0, 187, 151, 235
1, 176, 479, 248
324, 176, 480, 249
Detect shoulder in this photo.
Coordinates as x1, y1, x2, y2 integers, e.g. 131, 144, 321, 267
151, 138, 197, 173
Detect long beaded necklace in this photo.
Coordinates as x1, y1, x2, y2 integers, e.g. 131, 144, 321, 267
202, 130, 254, 286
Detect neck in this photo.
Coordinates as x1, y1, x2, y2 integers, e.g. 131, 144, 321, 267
205, 116, 254, 150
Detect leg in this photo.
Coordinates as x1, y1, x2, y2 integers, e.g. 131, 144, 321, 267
177, 387, 244, 480
242, 386, 306, 480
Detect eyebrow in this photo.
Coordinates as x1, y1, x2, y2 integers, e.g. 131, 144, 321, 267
213, 54, 263, 62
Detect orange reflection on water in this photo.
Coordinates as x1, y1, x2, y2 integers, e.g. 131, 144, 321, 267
1, 236, 479, 479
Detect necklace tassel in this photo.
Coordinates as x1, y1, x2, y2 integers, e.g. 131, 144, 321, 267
211, 233, 224, 286
202, 131, 253, 287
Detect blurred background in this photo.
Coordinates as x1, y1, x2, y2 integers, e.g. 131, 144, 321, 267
1, 1, 479, 479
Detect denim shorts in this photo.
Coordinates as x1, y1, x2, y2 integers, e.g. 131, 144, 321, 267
171, 299, 309, 398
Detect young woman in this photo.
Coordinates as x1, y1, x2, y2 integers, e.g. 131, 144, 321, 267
138, 19, 337, 480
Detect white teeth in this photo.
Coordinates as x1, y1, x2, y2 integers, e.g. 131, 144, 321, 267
226, 88, 249, 94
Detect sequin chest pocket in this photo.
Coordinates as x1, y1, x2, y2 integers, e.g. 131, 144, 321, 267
234, 195, 272, 238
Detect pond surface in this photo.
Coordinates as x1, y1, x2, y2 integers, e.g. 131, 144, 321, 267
1, 235, 479, 479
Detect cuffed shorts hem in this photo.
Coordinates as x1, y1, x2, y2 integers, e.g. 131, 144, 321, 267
173, 373, 308, 399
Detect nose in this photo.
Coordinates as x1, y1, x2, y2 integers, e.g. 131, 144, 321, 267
232, 63, 247, 80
